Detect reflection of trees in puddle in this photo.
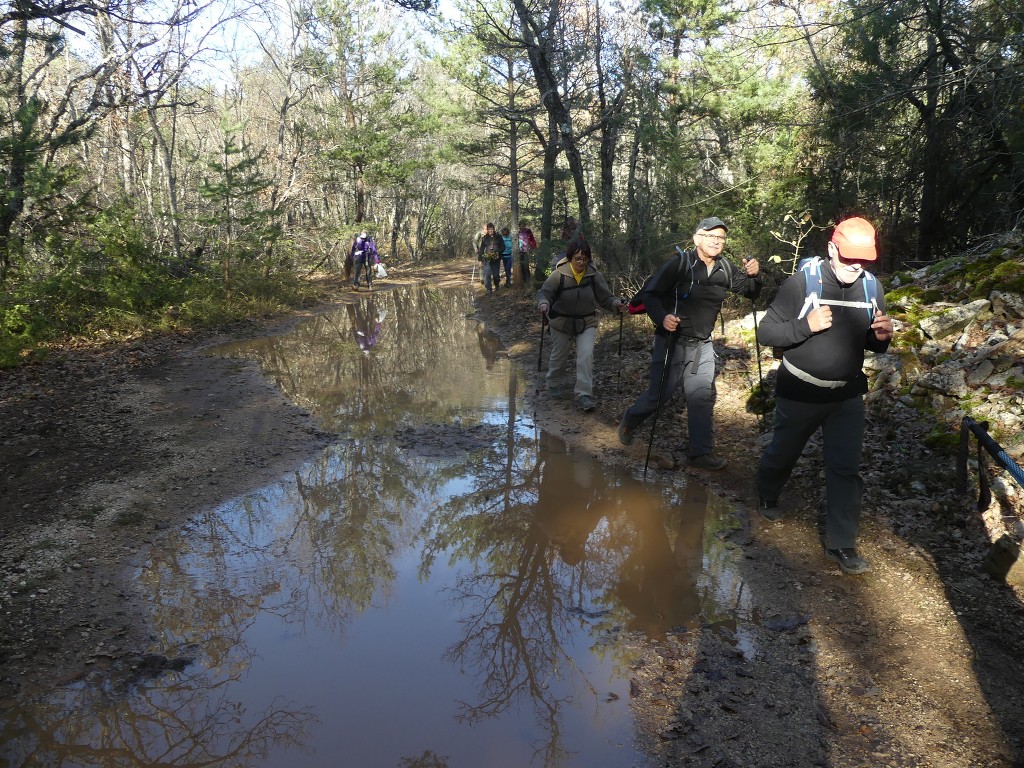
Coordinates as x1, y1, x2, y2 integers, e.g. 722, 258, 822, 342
148, 434, 419, 648
418, 428, 750, 765
417, 432, 607, 764
1, 675, 315, 767
1, 283, 755, 766
215, 284, 510, 433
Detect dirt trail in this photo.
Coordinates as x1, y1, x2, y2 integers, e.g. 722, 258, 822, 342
1, 262, 1023, 767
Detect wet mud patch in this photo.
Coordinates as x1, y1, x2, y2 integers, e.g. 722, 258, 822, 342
393, 422, 510, 458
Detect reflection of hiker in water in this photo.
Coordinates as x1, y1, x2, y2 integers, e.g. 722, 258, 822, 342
532, 433, 605, 566
615, 482, 708, 633
476, 322, 503, 370
352, 304, 388, 354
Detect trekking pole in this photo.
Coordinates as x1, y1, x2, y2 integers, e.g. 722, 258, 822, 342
751, 299, 765, 396
643, 332, 678, 479
617, 305, 624, 388
743, 259, 765, 401
617, 302, 624, 358
537, 313, 548, 372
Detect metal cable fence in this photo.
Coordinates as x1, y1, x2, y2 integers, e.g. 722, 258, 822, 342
957, 417, 1024, 510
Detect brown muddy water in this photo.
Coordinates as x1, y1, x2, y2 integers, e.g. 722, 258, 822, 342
2, 284, 753, 767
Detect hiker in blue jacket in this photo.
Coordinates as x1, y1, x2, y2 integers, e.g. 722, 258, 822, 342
618, 217, 761, 470
754, 216, 894, 575
537, 238, 626, 412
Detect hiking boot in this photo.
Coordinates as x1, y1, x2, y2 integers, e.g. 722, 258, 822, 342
617, 417, 634, 446
689, 454, 728, 470
824, 547, 870, 575
758, 497, 782, 521
577, 394, 596, 412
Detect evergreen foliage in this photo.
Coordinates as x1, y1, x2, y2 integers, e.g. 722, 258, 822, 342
0, 0, 1021, 364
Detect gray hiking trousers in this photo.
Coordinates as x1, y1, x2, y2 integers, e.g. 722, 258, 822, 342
546, 326, 597, 399
622, 335, 716, 458
756, 395, 865, 549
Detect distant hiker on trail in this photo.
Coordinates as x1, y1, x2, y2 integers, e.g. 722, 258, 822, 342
473, 223, 486, 256
754, 216, 893, 575
518, 220, 538, 282
537, 238, 626, 413
617, 216, 761, 470
500, 226, 514, 288
351, 231, 380, 290
477, 222, 503, 294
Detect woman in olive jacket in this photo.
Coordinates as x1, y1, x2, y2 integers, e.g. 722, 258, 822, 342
537, 239, 626, 412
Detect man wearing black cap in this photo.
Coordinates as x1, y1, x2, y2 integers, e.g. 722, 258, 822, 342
753, 216, 894, 574
618, 216, 761, 470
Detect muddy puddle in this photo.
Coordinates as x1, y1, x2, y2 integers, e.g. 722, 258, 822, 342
2, 284, 754, 767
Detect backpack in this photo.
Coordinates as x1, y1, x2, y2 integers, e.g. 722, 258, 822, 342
627, 248, 733, 316
773, 257, 879, 359
795, 256, 878, 321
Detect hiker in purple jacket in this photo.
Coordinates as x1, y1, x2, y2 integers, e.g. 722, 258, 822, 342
350, 231, 380, 290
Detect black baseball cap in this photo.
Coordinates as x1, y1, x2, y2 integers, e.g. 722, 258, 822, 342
695, 216, 728, 233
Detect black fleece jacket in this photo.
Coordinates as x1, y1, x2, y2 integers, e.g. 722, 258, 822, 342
757, 259, 890, 403
642, 249, 761, 340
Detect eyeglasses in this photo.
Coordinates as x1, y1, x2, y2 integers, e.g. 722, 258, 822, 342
701, 234, 726, 244
835, 251, 870, 267
570, 253, 588, 262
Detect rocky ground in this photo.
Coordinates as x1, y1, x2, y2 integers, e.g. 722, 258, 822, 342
2, 261, 1024, 767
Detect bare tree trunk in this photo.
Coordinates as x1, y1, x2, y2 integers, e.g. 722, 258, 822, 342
537, 113, 559, 277
96, 12, 136, 199
626, 123, 644, 264
262, 8, 312, 266
593, 0, 624, 265
916, 33, 941, 264
509, 0, 590, 236
507, 59, 521, 275
0, 18, 30, 284
145, 102, 183, 263
390, 193, 404, 260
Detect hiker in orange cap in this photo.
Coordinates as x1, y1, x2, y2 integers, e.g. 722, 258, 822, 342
754, 216, 895, 574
